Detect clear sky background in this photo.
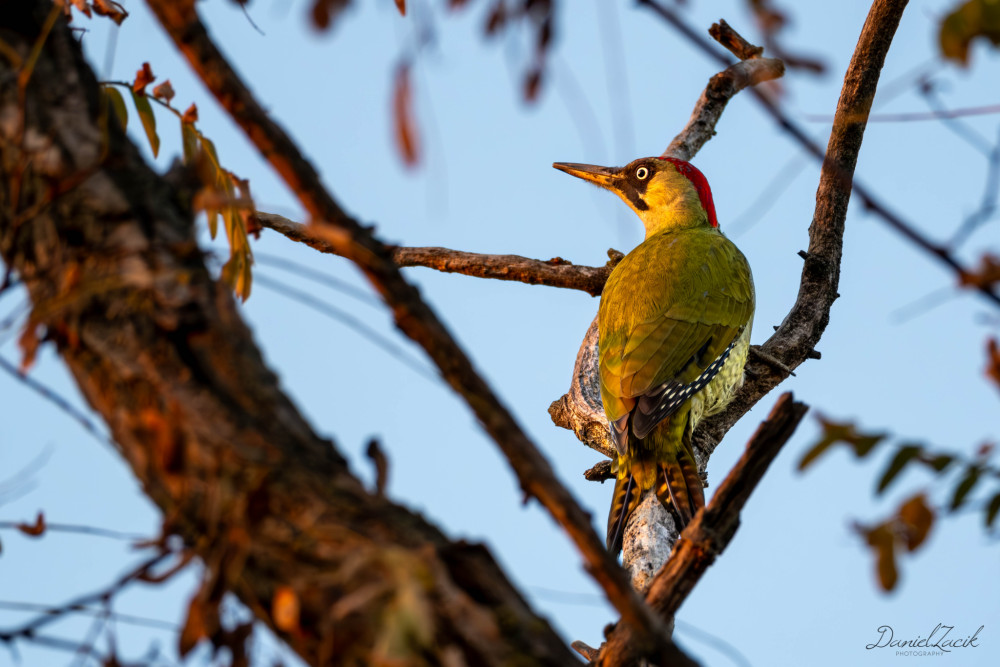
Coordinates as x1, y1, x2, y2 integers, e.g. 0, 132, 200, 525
1, 1, 998, 665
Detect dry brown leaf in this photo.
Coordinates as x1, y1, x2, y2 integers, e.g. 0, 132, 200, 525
182, 103, 199, 124
17, 512, 47, 537
179, 594, 208, 657
523, 68, 542, 102
311, 0, 351, 30
17, 320, 40, 374
960, 253, 1000, 289
394, 0, 406, 16
862, 523, 898, 591
92, 0, 127, 24
272, 586, 301, 633
484, 1, 505, 36
392, 64, 420, 167
132, 62, 155, 94
897, 493, 934, 552
152, 80, 175, 103
987, 338, 1000, 390
71, 0, 92, 18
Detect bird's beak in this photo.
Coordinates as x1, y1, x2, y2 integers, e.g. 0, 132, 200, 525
552, 162, 618, 190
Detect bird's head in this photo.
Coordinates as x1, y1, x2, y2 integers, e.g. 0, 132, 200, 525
553, 157, 718, 238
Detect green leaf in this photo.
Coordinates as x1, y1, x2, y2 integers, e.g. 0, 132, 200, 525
950, 465, 981, 511
130, 90, 160, 158
200, 137, 222, 238
877, 445, 922, 495
927, 455, 954, 473
798, 417, 888, 471
103, 85, 128, 130
221, 251, 252, 302
200, 136, 221, 171
181, 122, 199, 165
939, 0, 1000, 66
985, 492, 1000, 529
206, 208, 220, 239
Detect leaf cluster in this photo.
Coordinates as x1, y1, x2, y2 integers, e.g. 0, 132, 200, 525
100, 64, 255, 301
800, 416, 1000, 591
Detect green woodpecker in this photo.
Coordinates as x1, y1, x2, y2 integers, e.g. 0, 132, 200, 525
553, 157, 755, 555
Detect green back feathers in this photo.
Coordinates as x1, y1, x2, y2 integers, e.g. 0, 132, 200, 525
598, 226, 754, 426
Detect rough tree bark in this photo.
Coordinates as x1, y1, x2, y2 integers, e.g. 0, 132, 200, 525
0, 5, 582, 665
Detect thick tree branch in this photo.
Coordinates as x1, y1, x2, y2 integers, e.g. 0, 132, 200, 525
256, 211, 615, 297
142, 0, 676, 656
597, 394, 810, 666
0, 4, 576, 665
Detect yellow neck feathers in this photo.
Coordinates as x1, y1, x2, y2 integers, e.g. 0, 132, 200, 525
630, 168, 711, 238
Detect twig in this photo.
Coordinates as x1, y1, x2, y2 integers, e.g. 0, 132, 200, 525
950, 125, 1000, 248
641, 0, 1000, 310
143, 0, 670, 651
0, 355, 114, 450
663, 54, 785, 160
0, 551, 170, 641
598, 393, 809, 666
0, 601, 177, 631
256, 212, 614, 297
0, 520, 147, 542
805, 103, 1000, 124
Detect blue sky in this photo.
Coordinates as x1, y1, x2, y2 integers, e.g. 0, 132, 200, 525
1, 1, 998, 665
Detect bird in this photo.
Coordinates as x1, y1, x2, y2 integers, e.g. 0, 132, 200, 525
553, 156, 755, 555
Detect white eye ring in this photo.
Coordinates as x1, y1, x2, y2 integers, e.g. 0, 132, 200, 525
635, 166, 649, 180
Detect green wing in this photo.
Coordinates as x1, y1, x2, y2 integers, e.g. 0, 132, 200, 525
598, 228, 754, 439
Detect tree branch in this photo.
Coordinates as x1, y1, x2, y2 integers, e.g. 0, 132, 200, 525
255, 211, 615, 297
597, 393, 810, 666
554, 2, 908, 656
641, 0, 1000, 310
0, 4, 581, 664
141, 0, 676, 656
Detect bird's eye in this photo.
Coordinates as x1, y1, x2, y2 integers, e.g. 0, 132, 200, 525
635, 166, 649, 180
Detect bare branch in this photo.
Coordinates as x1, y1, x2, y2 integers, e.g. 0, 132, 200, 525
642, 0, 1000, 310
256, 211, 615, 297
805, 103, 1000, 123
664, 55, 785, 161
0, 551, 172, 642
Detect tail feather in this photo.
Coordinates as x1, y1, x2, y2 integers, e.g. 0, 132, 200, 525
653, 417, 705, 526
606, 471, 641, 555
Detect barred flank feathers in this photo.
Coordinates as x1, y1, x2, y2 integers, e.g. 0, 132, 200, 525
606, 471, 641, 556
